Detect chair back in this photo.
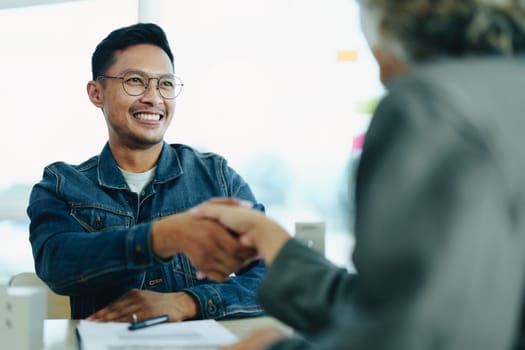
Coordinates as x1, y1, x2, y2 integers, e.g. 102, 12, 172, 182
8, 272, 70, 319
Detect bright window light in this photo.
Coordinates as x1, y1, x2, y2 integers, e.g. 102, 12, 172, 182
0, 0, 382, 283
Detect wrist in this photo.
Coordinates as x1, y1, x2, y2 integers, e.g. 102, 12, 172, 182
151, 219, 179, 259
261, 233, 290, 266
252, 218, 290, 266
177, 292, 200, 320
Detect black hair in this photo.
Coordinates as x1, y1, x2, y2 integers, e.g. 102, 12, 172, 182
91, 23, 174, 80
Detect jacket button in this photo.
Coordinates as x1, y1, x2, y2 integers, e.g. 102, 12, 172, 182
94, 215, 102, 229
207, 299, 217, 314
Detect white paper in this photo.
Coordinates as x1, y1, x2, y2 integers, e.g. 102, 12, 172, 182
77, 319, 238, 350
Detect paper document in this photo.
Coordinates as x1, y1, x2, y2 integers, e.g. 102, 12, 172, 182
77, 319, 238, 350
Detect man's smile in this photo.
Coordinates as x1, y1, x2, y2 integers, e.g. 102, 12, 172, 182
132, 112, 164, 121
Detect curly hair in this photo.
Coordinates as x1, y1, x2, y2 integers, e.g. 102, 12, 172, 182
362, 0, 525, 61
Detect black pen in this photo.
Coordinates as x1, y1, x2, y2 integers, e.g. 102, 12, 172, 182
128, 314, 170, 331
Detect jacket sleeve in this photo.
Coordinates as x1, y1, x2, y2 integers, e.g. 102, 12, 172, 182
183, 259, 267, 319
27, 165, 167, 296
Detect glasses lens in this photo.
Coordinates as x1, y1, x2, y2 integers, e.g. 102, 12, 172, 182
159, 76, 183, 99
158, 76, 176, 99
122, 72, 148, 96
121, 72, 183, 99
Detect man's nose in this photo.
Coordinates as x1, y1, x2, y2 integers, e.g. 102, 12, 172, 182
142, 78, 163, 102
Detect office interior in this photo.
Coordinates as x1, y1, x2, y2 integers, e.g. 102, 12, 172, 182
0, 0, 383, 285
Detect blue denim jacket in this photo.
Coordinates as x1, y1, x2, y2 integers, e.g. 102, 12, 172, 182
27, 142, 266, 320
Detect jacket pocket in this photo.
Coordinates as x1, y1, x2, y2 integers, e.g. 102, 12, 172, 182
70, 204, 132, 232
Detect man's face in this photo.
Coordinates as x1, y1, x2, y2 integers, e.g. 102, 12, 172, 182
95, 44, 175, 150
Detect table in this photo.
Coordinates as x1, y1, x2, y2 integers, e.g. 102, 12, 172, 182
43, 317, 292, 349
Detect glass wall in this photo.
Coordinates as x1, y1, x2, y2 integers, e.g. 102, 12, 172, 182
0, 0, 382, 284
0, 0, 138, 283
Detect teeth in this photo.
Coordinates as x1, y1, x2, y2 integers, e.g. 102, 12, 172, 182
134, 113, 161, 121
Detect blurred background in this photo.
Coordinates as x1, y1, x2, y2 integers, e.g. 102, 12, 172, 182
0, 0, 383, 284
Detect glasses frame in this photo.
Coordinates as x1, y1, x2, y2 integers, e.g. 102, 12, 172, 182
96, 72, 184, 100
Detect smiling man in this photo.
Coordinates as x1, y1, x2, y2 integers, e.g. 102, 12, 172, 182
27, 23, 266, 322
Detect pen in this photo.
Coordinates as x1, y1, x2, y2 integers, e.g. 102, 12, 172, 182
128, 314, 170, 331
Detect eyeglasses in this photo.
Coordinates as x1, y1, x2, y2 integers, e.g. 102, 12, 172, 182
96, 71, 184, 99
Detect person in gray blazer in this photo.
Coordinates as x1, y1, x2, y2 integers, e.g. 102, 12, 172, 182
192, 0, 525, 349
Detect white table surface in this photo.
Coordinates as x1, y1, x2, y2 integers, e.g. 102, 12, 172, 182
43, 316, 292, 350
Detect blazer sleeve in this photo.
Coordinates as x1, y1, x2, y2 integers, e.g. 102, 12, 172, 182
258, 239, 356, 335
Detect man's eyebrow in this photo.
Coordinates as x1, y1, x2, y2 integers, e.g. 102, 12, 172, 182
121, 69, 175, 78
120, 69, 147, 75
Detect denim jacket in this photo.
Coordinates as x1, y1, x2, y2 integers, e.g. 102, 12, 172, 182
27, 142, 266, 320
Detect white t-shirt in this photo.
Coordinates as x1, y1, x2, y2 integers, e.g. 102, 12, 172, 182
119, 166, 157, 195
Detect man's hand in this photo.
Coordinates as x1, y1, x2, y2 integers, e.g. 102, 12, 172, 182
151, 211, 257, 282
86, 289, 198, 322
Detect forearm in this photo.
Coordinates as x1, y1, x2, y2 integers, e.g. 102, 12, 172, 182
150, 215, 183, 258
251, 218, 290, 266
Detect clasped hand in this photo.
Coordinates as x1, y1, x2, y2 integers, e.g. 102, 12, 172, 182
151, 198, 262, 282
189, 198, 291, 279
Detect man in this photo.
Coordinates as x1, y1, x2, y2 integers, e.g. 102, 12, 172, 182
27, 23, 266, 322
192, 0, 525, 349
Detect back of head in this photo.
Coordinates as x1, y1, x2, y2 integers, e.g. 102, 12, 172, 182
91, 23, 174, 80
360, 0, 525, 62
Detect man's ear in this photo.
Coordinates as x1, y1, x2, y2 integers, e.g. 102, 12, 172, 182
371, 46, 410, 86
87, 80, 104, 108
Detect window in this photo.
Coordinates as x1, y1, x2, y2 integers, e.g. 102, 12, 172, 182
0, 0, 138, 283
0, 0, 382, 284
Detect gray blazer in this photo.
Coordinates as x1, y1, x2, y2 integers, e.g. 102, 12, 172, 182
258, 57, 525, 350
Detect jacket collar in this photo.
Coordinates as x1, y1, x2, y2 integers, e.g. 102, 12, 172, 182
97, 142, 183, 190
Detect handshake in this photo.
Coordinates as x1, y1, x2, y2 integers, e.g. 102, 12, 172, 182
150, 198, 291, 282
88, 197, 289, 323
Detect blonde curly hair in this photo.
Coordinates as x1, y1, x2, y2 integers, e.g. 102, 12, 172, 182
361, 0, 525, 61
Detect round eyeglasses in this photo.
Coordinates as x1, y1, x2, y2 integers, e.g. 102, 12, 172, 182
96, 71, 184, 100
